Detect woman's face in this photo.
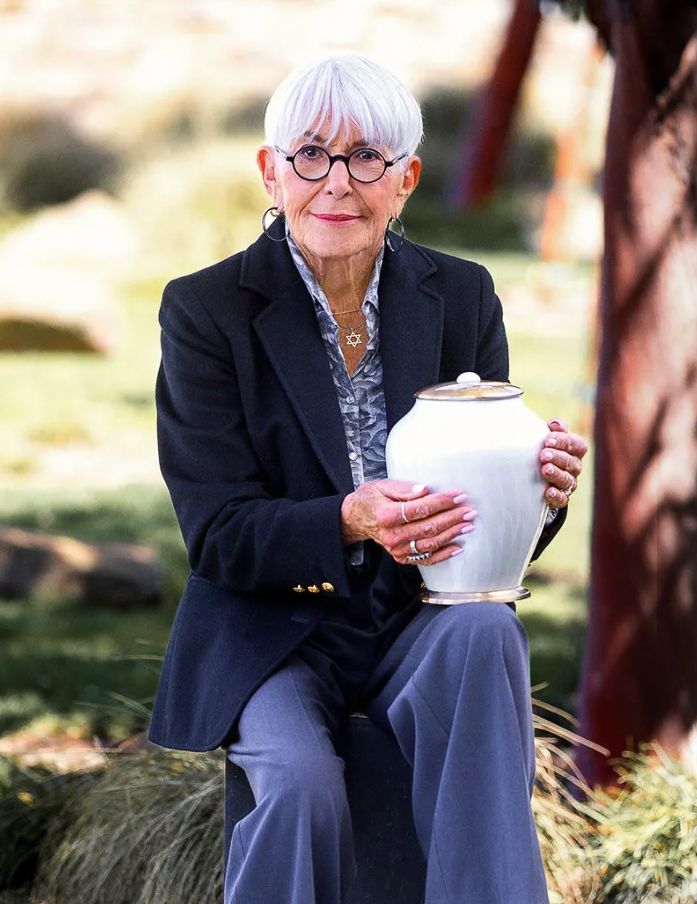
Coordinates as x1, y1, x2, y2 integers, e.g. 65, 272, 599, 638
258, 121, 421, 267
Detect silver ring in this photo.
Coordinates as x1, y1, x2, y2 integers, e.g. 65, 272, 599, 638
563, 476, 577, 498
401, 501, 410, 524
409, 539, 418, 555
406, 552, 432, 563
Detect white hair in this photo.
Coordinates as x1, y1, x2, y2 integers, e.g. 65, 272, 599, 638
264, 53, 423, 159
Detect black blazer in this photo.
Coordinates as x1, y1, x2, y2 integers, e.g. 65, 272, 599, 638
147, 219, 565, 751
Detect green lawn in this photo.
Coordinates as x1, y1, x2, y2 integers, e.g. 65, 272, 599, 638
0, 251, 594, 742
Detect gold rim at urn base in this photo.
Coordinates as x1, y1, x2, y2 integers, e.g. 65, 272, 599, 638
421, 587, 531, 605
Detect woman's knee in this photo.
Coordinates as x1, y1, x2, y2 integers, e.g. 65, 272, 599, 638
438, 601, 527, 649
264, 751, 348, 818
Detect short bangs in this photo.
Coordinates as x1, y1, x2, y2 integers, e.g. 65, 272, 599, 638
264, 53, 423, 158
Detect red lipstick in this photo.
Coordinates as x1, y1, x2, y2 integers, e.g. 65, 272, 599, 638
312, 214, 359, 223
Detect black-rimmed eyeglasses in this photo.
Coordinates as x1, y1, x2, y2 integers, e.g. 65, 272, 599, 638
274, 144, 408, 184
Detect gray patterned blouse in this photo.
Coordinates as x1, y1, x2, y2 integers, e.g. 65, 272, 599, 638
286, 233, 389, 490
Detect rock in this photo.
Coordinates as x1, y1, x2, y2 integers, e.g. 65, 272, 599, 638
0, 191, 137, 353
0, 526, 163, 607
0, 266, 121, 352
0, 190, 137, 276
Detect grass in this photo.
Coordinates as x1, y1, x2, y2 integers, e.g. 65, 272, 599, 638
0, 483, 186, 740
3, 733, 695, 904
0, 244, 594, 743
0, 594, 172, 740
31, 748, 224, 904
579, 745, 697, 903
1, 714, 592, 904
0, 288, 161, 482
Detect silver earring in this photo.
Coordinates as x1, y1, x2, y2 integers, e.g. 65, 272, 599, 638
262, 206, 286, 242
385, 215, 405, 252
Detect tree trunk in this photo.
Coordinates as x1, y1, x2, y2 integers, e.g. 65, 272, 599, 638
452, 0, 541, 207
578, 0, 697, 787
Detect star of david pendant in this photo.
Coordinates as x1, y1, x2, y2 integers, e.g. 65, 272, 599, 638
345, 330, 362, 348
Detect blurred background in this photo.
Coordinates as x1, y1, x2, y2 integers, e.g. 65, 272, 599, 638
0, 0, 609, 750
2, 1, 664, 901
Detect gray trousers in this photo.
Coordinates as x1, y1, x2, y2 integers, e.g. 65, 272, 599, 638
225, 602, 549, 904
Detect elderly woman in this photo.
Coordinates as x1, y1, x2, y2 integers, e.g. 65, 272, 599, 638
148, 54, 587, 904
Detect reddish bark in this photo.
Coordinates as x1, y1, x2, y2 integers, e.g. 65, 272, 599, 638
578, 0, 697, 786
453, 0, 541, 207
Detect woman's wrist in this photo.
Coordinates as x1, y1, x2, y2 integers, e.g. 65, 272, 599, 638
340, 492, 364, 545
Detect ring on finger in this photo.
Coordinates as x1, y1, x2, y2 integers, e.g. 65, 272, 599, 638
401, 501, 410, 524
407, 552, 431, 563
409, 538, 419, 555
563, 476, 577, 498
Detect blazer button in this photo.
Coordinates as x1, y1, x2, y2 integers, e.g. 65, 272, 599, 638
321, 582, 335, 593
308, 585, 320, 593
292, 585, 305, 593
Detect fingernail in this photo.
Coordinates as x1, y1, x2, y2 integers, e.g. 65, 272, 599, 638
450, 547, 463, 557
549, 419, 563, 428
452, 493, 469, 504
462, 510, 478, 521
460, 523, 475, 534
412, 483, 426, 494
541, 450, 553, 462
545, 437, 557, 447
544, 464, 554, 475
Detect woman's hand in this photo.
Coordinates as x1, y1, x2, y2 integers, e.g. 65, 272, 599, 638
340, 480, 477, 566
540, 418, 588, 510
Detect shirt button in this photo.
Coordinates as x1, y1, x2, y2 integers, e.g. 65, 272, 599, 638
348, 451, 358, 461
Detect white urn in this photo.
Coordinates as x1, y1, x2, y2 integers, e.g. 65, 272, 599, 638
385, 372, 550, 604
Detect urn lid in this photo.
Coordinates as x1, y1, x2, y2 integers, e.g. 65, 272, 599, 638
416, 372, 523, 401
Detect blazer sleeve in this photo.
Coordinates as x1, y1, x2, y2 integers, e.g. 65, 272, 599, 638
473, 263, 567, 557
474, 264, 509, 382
156, 278, 354, 598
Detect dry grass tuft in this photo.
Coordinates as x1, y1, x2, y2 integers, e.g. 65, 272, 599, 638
3, 694, 696, 904
579, 744, 697, 904
530, 687, 605, 902
32, 746, 223, 904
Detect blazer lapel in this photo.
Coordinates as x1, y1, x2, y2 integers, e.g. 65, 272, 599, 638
240, 222, 445, 492
242, 226, 355, 495
379, 243, 444, 429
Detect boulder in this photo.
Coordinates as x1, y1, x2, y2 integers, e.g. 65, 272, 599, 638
0, 526, 163, 607
0, 191, 137, 353
0, 266, 121, 352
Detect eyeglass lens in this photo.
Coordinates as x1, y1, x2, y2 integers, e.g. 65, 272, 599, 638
293, 146, 386, 182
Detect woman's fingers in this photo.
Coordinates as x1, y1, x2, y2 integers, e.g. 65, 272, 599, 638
545, 485, 570, 509
543, 429, 588, 460
399, 503, 476, 541
541, 462, 577, 491
389, 506, 477, 564
344, 479, 478, 563
395, 488, 467, 527
540, 426, 588, 509
398, 518, 475, 557
539, 447, 583, 477
383, 499, 476, 552
398, 542, 464, 567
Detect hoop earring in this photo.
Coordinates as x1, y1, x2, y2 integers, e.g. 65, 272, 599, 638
385, 215, 405, 252
262, 206, 286, 242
